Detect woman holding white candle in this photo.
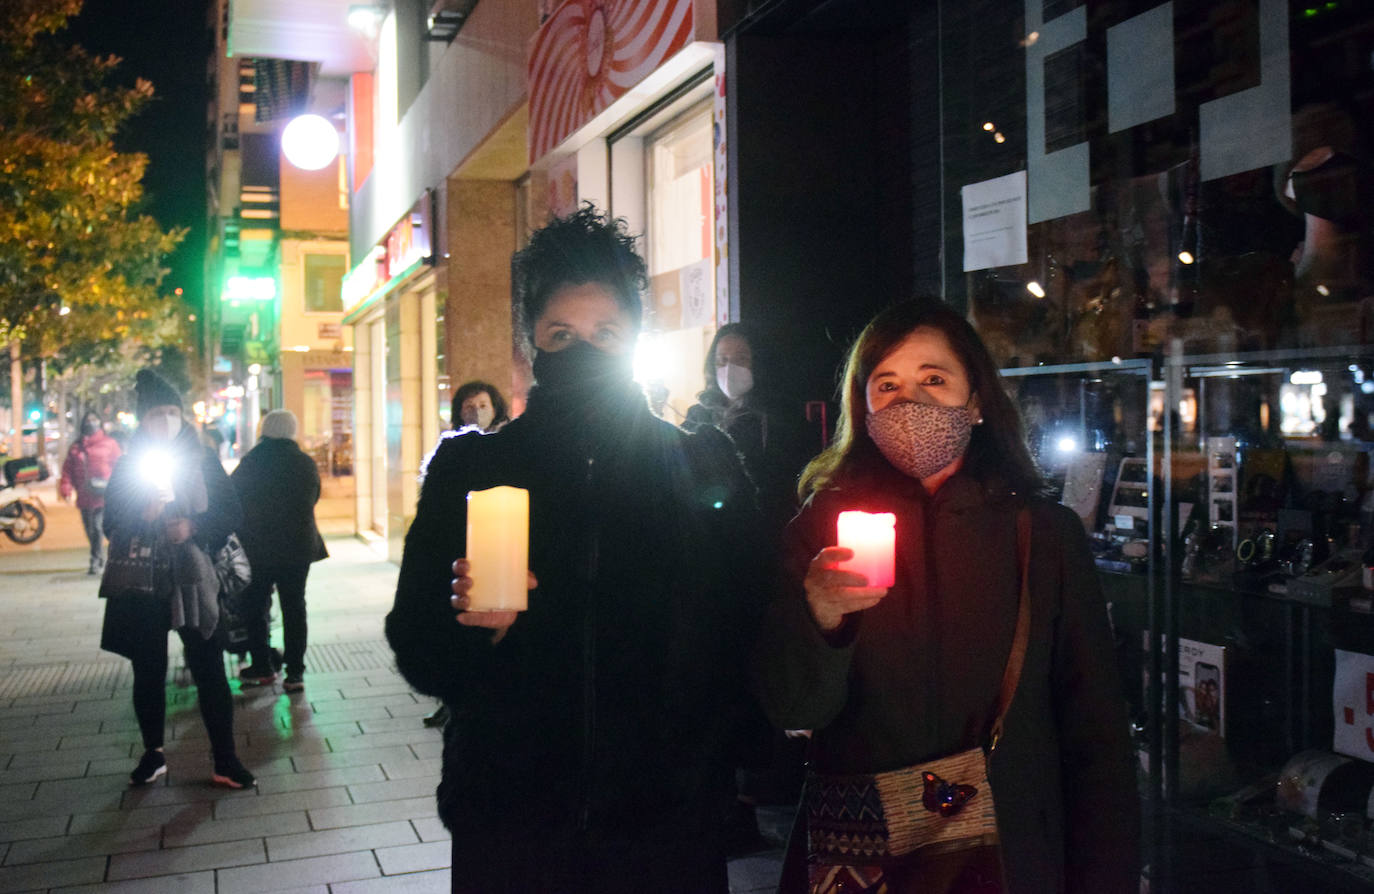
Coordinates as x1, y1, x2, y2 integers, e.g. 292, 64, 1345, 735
753, 300, 1139, 893
386, 205, 767, 893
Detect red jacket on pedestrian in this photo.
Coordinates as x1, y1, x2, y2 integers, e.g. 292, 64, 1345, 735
60, 430, 122, 510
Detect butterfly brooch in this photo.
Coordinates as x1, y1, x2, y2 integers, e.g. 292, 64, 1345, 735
921, 770, 978, 817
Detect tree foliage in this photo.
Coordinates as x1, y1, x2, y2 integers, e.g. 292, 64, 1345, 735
0, 0, 185, 359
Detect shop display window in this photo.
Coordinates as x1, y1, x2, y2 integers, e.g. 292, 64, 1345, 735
1006, 347, 1374, 890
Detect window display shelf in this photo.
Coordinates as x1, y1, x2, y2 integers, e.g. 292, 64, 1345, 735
1003, 348, 1374, 892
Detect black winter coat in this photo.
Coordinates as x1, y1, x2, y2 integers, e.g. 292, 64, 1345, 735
100, 426, 242, 662
385, 383, 768, 872
230, 436, 327, 569
753, 469, 1140, 894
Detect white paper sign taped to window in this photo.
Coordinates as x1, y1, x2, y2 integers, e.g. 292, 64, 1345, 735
961, 171, 1029, 272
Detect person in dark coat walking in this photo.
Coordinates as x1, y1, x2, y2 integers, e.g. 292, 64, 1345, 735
230, 409, 327, 692
753, 301, 1139, 893
60, 411, 122, 574
386, 205, 768, 893
99, 369, 254, 789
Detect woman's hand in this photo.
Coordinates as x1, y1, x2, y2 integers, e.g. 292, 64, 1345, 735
803, 546, 889, 633
450, 558, 539, 645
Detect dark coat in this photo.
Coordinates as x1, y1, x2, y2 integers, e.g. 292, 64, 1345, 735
752, 469, 1140, 894
60, 430, 122, 510
100, 426, 242, 662
683, 388, 812, 533
230, 436, 327, 569
385, 383, 768, 884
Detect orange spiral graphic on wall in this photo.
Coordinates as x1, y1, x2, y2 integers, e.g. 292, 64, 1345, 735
528, 0, 696, 164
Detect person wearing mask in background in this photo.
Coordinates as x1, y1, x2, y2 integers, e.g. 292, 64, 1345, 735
421, 380, 514, 730
60, 411, 122, 574
99, 369, 254, 789
230, 409, 327, 692
685, 322, 814, 535
387, 205, 767, 893
451, 380, 511, 433
753, 300, 1138, 893
683, 324, 813, 853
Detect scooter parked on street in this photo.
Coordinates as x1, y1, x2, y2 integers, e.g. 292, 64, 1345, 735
0, 457, 48, 544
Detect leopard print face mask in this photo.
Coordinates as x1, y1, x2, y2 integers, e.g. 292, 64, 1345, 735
865, 401, 976, 481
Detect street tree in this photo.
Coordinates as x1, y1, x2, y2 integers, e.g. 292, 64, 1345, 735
0, 0, 185, 454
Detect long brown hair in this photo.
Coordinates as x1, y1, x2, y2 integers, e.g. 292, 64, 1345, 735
798, 299, 1042, 499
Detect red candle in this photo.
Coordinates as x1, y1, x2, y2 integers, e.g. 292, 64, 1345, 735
836, 511, 896, 587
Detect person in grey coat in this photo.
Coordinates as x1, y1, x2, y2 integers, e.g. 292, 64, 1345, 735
230, 409, 327, 692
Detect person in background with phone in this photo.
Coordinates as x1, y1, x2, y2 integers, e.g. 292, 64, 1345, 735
99, 369, 254, 790
60, 411, 122, 575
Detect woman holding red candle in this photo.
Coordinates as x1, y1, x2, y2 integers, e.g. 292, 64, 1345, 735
753, 300, 1139, 893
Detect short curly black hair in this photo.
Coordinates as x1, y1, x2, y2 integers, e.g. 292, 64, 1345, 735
512, 203, 647, 348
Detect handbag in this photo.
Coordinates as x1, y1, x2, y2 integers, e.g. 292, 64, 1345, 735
213, 533, 253, 649
98, 532, 164, 599
804, 509, 1032, 874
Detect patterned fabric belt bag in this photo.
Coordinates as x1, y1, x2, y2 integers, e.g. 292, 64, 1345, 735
803, 510, 1032, 893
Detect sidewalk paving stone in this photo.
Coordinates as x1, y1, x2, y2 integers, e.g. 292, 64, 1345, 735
107, 837, 266, 880
375, 840, 449, 875
53, 870, 217, 894
331, 871, 449, 894
266, 820, 417, 863
216, 850, 380, 894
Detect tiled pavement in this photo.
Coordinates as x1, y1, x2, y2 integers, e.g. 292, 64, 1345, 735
0, 533, 786, 893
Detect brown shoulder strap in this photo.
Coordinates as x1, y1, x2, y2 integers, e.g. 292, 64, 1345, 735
988, 507, 1032, 752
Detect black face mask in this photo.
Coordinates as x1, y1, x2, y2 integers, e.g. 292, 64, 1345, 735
531, 339, 634, 393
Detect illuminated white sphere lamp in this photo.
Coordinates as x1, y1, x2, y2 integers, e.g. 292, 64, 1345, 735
281, 114, 340, 171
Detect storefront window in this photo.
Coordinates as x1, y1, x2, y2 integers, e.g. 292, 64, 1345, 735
638, 100, 716, 422
436, 310, 450, 428
303, 253, 347, 312
939, 0, 1372, 365
300, 368, 354, 477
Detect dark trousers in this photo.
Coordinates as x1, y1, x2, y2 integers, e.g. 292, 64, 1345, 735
130, 627, 236, 763
242, 562, 310, 676
80, 506, 104, 563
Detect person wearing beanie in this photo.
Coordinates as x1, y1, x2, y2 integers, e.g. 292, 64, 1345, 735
230, 408, 327, 691
99, 368, 255, 789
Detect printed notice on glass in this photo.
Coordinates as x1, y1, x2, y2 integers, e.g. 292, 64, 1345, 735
961, 171, 1028, 272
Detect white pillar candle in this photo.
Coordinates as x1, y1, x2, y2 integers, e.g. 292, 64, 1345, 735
836, 510, 896, 587
465, 486, 530, 611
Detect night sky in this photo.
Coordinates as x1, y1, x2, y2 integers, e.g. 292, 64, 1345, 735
67, 0, 211, 317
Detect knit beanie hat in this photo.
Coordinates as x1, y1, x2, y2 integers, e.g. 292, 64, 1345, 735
259, 409, 298, 440
134, 369, 182, 419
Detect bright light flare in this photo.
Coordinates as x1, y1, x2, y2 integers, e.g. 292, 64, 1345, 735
281, 114, 340, 171
1026, 281, 1046, 299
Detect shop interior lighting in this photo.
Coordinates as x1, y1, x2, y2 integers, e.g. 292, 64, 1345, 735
292, 345, 311, 352
982, 122, 994, 131
58, 305, 70, 316
348, 4, 384, 31
1178, 250, 1194, 264
1056, 436, 1079, 454
248, 363, 262, 375
1026, 281, 1046, 299
994, 132, 1006, 143
1316, 283, 1330, 296
1290, 370, 1323, 385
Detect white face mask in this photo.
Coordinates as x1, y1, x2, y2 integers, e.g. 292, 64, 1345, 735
716, 363, 754, 401
143, 412, 182, 442
461, 400, 495, 431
